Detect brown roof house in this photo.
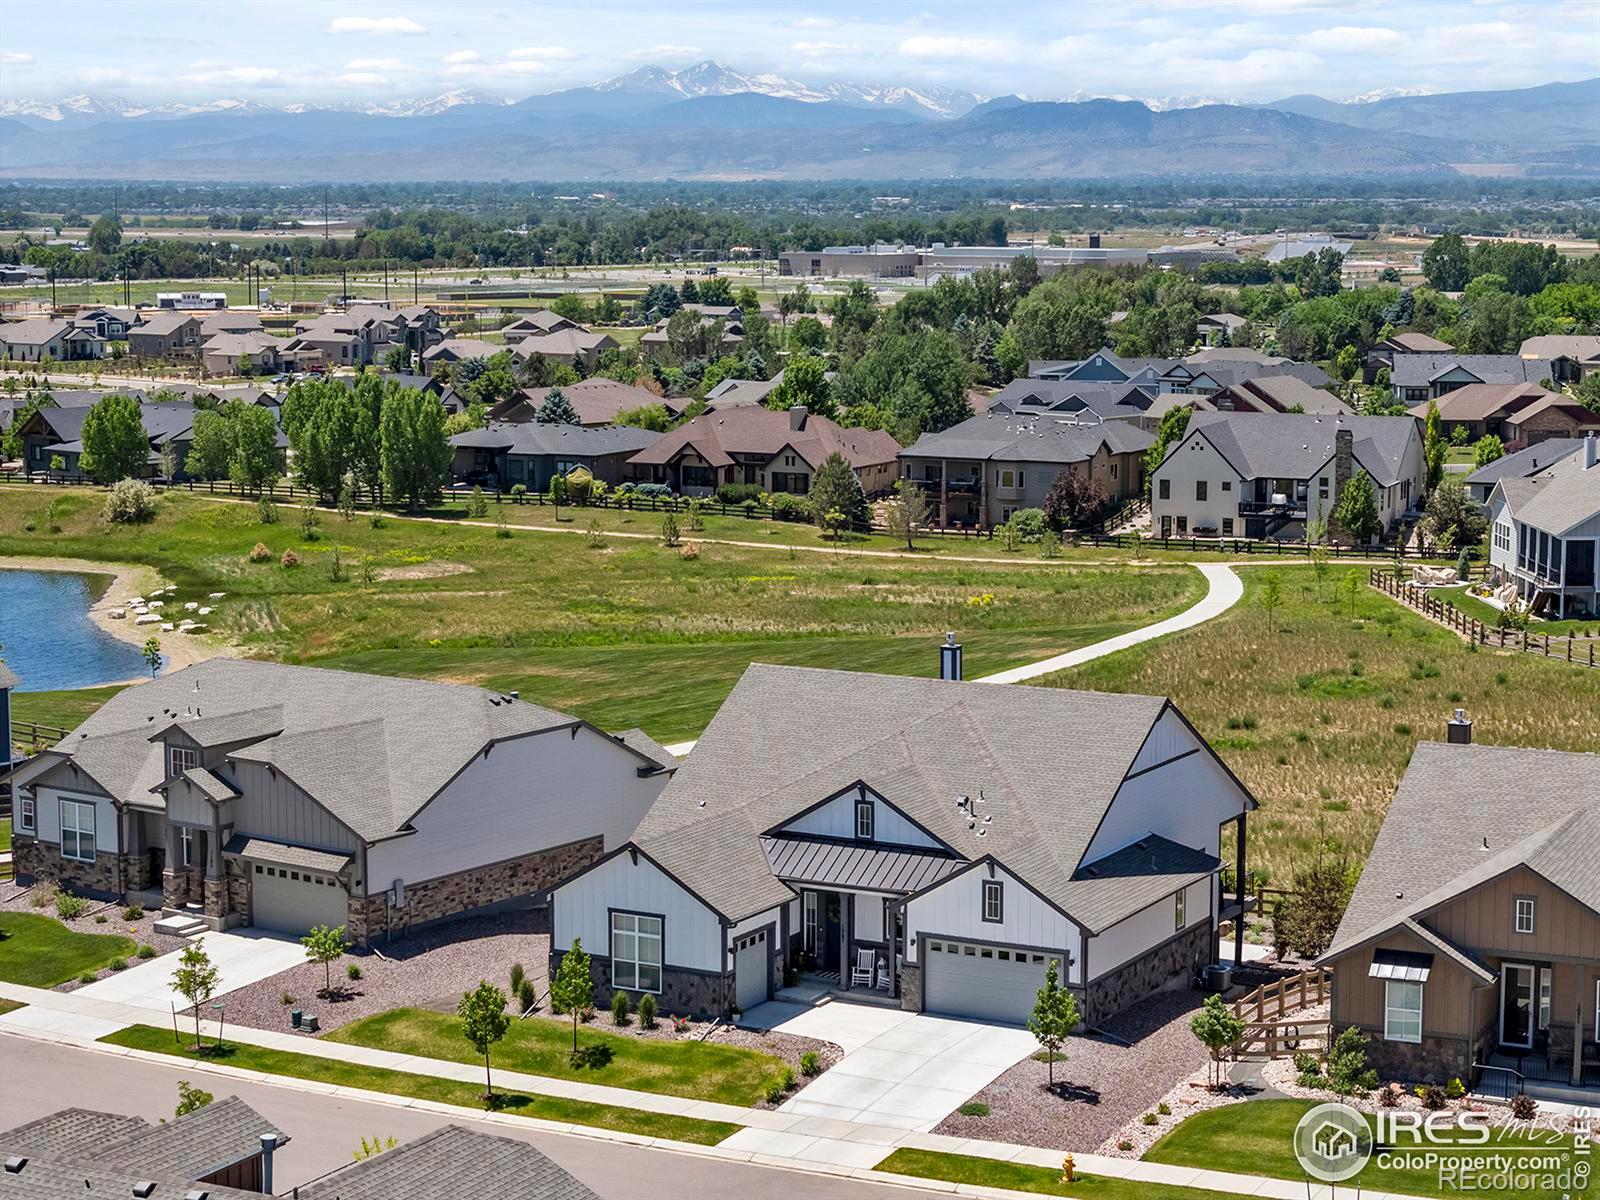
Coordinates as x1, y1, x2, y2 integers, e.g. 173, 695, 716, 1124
629, 404, 900, 497
1320, 726, 1600, 1095
1520, 335, 1600, 385
126, 313, 204, 359
508, 325, 618, 373
489, 377, 679, 427
1408, 383, 1600, 445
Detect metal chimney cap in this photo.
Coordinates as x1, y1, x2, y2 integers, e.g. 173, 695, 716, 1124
944, 631, 957, 645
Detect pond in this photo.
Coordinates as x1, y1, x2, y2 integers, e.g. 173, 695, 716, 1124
0, 569, 149, 692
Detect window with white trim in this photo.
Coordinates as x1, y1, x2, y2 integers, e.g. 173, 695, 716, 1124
60, 799, 96, 863
610, 912, 663, 993
1174, 888, 1186, 932
1514, 897, 1535, 935
179, 826, 195, 868
17, 795, 35, 833
982, 880, 1003, 923
169, 745, 198, 777
1383, 979, 1423, 1043
855, 799, 874, 841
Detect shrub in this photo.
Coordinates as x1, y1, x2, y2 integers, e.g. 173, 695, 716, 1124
611, 990, 631, 1026
257, 495, 279, 524
517, 977, 537, 1014
55, 890, 89, 920
137, 944, 157, 959
1293, 1052, 1321, 1077
1142, 1112, 1159, 1125
103, 478, 158, 524
122, 905, 143, 921
638, 993, 657, 1029
1326, 1026, 1379, 1095
1008, 508, 1049, 543
633, 482, 672, 500
1510, 1093, 1538, 1120
248, 541, 272, 563
764, 1078, 787, 1104
108, 957, 128, 971
1117, 1140, 1134, 1152
298, 499, 321, 541
77, 970, 99, 984
799, 1050, 820, 1076
280, 548, 301, 568
684, 499, 706, 531
1415, 1083, 1447, 1110
1378, 1083, 1401, 1107
578, 1004, 596, 1024
1446, 1077, 1465, 1100
28, 882, 58, 909
958, 1101, 990, 1117
661, 514, 681, 546
467, 487, 489, 518
510, 962, 525, 994
670, 1014, 691, 1034
716, 483, 764, 505
680, 540, 699, 561
1157, 1102, 1172, 1116
767, 492, 812, 522
347, 963, 363, 981
95, 914, 107, 923
280, 990, 296, 1005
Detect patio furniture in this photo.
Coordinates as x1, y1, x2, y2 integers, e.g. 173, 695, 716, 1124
875, 956, 890, 991
851, 948, 875, 988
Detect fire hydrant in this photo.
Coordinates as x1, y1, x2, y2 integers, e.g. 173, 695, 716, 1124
1061, 1154, 1077, 1183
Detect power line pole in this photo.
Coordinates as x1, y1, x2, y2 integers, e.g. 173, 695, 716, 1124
413, 266, 418, 305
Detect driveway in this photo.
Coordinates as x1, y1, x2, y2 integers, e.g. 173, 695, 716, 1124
75, 929, 306, 1014
739, 999, 1038, 1131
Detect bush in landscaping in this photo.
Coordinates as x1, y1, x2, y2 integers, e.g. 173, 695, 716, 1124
1326, 1026, 1379, 1095
1157, 1102, 1171, 1116
28, 882, 58, 909
137, 944, 157, 960
103, 478, 158, 524
467, 487, 489, 518
764, 1069, 795, 1104
680, 540, 699, 561
1446, 1077, 1465, 1100
579, 1004, 596, 1024
799, 1050, 820, 1076
637, 993, 657, 1029
77, 970, 99, 984
633, 482, 673, 500
257, 495, 279, 524
1117, 1140, 1134, 1152
1415, 1083, 1447, 1110
1510, 1093, 1538, 1120
280, 549, 300, 569
957, 1101, 990, 1117
1142, 1112, 1159, 1125
716, 483, 764, 505
55, 890, 89, 920
347, 963, 363, 981
249, 541, 272, 563
1007, 508, 1049, 543
94, 913, 108, 923
611, 990, 631, 1026
122, 905, 143, 921
767, 492, 811, 522
517, 978, 537, 1015
670, 1014, 691, 1034
108, 957, 127, 971
510, 963, 525, 995
660, 514, 681, 546
510, 483, 527, 501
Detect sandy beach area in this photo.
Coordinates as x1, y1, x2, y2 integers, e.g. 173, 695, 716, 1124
0, 555, 231, 678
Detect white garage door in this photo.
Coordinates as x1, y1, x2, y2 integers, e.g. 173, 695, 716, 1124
734, 929, 769, 1011
923, 938, 1059, 1025
251, 862, 348, 935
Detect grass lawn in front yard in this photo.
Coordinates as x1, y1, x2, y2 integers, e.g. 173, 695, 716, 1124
1045, 566, 1600, 882
0, 912, 137, 987
1145, 1098, 1597, 1200
100, 1024, 739, 1145
873, 1149, 1228, 1199
1432, 584, 1600, 639
327, 1007, 786, 1106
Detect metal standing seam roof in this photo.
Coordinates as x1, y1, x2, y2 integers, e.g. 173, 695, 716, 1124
1369, 948, 1433, 982
760, 836, 962, 893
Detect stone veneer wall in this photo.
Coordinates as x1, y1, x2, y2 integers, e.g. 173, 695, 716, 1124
898, 963, 921, 1012
1084, 921, 1213, 1026
553, 949, 732, 1019
12, 837, 128, 898
164, 866, 204, 909
347, 835, 602, 947
1360, 1030, 1474, 1084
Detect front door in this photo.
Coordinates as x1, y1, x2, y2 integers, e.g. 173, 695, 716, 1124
1160, 515, 1172, 538
822, 892, 842, 974
1501, 964, 1536, 1049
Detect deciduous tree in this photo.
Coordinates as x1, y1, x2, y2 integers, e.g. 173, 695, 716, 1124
1026, 958, 1079, 1088
80, 394, 148, 482
458, 980, 511, 1101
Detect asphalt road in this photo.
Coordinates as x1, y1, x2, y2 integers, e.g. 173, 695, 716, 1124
0, 1034, 940, 1199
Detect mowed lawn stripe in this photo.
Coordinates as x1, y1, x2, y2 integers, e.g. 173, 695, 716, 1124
0, 912, 136, 988
99, 1025, 740, 1146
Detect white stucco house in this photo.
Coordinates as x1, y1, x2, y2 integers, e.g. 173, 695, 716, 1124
1487, 434, 1600, 619
549, 662, 1257, 1025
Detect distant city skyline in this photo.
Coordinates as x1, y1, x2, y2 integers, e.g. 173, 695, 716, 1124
2, 0, 1597, 109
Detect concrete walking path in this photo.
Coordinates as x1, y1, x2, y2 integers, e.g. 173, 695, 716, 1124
0, 979, 1419, 1200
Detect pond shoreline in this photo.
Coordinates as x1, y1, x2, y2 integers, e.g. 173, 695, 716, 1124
0, 556, 228, 682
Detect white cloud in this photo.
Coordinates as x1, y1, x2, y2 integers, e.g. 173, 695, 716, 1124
445, 58, 549, 77
900, 34, 1015, 60
337, 72, 386, 86
0, 51, 33, 65
180, 65, 284, 87
443, 49, 480, 64
625, 44, 702, 60
792, 41, 861, 54
345, 57, 402, 71
791, 16, 836, 28
328, 16, 425, 35
1300, 25, 1403, 53
507, 46, 578, 60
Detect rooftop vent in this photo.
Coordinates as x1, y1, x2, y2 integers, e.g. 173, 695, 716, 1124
3, 1156, 25, 1174
133, 1183, 157, 1198
1447, 708, 1473, 745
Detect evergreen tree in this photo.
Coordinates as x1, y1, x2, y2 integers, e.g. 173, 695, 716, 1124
536, 387, 580, 425
1423, 399, 1446, 491
807, 451, 868, 533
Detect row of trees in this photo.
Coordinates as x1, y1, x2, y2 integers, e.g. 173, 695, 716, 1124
280, 375, 451, 509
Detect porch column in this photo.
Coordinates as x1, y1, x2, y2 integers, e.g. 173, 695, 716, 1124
939, 458, 949, 527
840, 894, 854, 991
1234, 813, 1247, 968
1575, 977, 1585, 1087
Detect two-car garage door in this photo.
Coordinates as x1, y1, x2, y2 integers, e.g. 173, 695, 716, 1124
923, 938, 1059, 1026
251, 862, 348, 935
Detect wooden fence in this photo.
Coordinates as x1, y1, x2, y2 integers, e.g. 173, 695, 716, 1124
1230, 967, 1334, 1061
13, 720, 69, 750
1369, 569, 1599, 669
1232, 967, 1332, 1023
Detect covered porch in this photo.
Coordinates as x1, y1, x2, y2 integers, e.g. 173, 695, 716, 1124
1472, 955, 1600, 1101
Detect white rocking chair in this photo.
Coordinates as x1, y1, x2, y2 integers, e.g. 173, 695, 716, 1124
851, 948, 876, 988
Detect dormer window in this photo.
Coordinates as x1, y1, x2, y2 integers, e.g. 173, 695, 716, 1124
169, 746, 198, 778
1515, 896, 1535, 935
855, 799, 875, 841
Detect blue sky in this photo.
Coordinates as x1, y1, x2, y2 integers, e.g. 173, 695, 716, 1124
2, 0, 1597, 106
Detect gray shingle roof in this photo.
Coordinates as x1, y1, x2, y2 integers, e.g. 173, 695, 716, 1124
49, 659, 597, 843
0, 1109, 148, 1159
1178, 412, 1418, 487
1327, 742, 1600, 962
1388, 354, 1554, 388
223, 834, 352, 872
1465, 438, 1585, 488
297, 1124, 599, 1200
89, 1096, 284, 1180
450, 420, 661, 459
0, 1159, 258, 1199
901, 411, 1154, 465
612, 727, 678, 773
1493, 448, 1600, 535
630, 664, 1227, 926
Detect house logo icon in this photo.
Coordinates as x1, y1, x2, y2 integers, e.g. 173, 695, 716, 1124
1293, 1103, 1373, 1183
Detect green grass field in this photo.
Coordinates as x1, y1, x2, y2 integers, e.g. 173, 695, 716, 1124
328, 1008, 786, 1106
0, 912, 136, 987
1043, 566, 1600, 882
0, 489, 1201, 743
11, 686, 127, 736
1431, 583, 1600, 638
1146, 1099, 1597, 1200
874, 1149, 1225, 1199
100, 1025, 738, 1144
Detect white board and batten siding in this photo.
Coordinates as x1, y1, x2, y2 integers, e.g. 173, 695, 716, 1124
224, 761, 362, 856
905, 862, 1080, 986
1083, 707, 1248, 866
1087, 877, 1211, 981
366, 727, 667, 891
553, 851, 723, 973
777, 788, 942, 850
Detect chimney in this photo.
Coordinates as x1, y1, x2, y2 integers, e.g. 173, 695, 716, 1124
939, 632, 963, 681
1585, 432, 1597, 470
1088, 233, 1101, 249
788, 405, 808, 431
1333, 427, 1353, 499
1447, 708, 1473, 745
260, 1134, 278, 1192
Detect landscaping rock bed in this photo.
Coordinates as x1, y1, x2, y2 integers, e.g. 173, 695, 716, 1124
932, 989, 1211, 1152
0, 881, 187, 990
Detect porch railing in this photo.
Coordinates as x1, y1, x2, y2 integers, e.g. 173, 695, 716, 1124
1471, 1061, 1525, 1102
1233, 1018, 1331, 1060
1231, 966, 1332, 1022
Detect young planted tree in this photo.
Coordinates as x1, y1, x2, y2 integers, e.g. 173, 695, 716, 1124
550, 939, 593, 1052
1331, 470, 1382, 546
884, 479, 931, 550
1043, 468, 1108, 531
458, 980, 511, 1102
142, 637, 162, 678
301, 923, 349, 996
1189, 994, 1245, 1089
1026, 957, 1080, 1089
1339, 569, 1361, 619
172, 941, 221, 1052
1259, 572, 1284, 633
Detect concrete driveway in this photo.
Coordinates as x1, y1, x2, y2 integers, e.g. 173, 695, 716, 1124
75, 929, 306, 1013
740, 999, 1038, 1130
